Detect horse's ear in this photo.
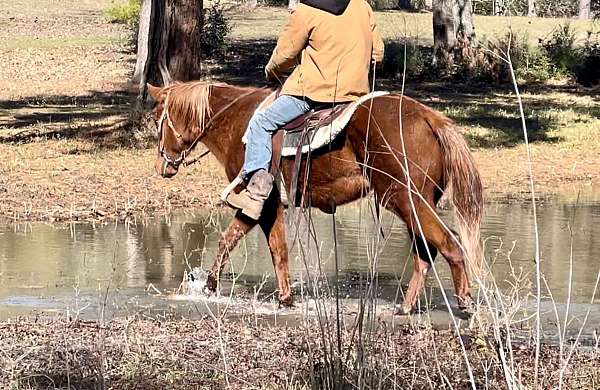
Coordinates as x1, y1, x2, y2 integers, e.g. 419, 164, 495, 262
147, 83, 163, 102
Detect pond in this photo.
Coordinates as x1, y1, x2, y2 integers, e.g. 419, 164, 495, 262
1, 186, 599, 338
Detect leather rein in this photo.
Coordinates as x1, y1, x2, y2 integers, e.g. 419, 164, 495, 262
157, 87, 265, 175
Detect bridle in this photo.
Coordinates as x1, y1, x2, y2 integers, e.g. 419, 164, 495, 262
156, 86, 266, 175
156, 92, 209, 175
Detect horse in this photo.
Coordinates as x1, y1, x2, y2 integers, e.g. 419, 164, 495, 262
147, 81, 484, 314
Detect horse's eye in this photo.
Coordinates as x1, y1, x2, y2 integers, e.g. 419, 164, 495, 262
153, 105, 162, 121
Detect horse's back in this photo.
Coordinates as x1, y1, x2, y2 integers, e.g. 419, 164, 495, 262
346, 94, 448, 201
279, 94, 450, 211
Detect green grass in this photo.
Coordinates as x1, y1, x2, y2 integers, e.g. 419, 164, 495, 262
432, 88, 600, 149
229, 7, 598, 46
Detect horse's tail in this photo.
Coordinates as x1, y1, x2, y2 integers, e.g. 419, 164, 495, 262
433, 123, 484, 278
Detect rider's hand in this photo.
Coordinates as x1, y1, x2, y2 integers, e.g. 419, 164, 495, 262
265, 61, 282, 83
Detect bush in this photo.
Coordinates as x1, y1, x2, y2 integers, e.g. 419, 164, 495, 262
433, 31, 553, 83
105, 0, 141, 50
518, 46, 555, 82
104, 0, 141, 27
201, 2, 231, 58
382, 40, 430, 79
573, 32, 600, 86
540, 23, 579, 76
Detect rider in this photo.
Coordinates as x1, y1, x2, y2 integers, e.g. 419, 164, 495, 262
226, 0, 384, 220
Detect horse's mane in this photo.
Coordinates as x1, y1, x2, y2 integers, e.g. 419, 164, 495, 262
163, 81, 218, 131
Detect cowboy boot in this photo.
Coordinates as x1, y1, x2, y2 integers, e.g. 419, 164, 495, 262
226, 169, 273, 220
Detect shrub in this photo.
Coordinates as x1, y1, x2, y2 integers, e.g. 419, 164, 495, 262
573, 32, 600, 86
437, 31, 553, 83
540, 23, 579, 76
201, 2, 231, 58
104, 0, 141, 27
518, 46, 555, 82
105, 0, 141, 50
382, 40, 430, 79
460, 32, 530, 83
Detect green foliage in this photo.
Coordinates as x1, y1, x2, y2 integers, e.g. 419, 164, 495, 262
104, 0, 141, 27
540, 23, 579, 75
201, 2, 231, 58
518, 46, 555, 82
104, 0, 140, 50
479, 32, 530, 82
475, 0, 579, 17
382, 40, 430, 79
573, 32, 600, 85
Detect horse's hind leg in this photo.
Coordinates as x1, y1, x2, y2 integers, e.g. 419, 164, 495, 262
259, 199, 293, 306
397, 235, 437, 315
206, 211, 257, 293
388, 191, 472, 312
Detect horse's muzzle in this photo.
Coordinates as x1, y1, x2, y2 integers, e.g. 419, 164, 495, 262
155, 156, 179, 178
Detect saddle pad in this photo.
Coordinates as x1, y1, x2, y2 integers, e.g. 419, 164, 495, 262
242, 91, 389, 157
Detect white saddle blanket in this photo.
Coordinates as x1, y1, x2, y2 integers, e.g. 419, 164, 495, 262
242, 91, 389, 157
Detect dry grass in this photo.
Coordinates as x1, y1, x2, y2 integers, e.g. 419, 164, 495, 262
1, 316, 598, 389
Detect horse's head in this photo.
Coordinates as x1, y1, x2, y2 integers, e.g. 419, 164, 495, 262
148, 82, 211, 178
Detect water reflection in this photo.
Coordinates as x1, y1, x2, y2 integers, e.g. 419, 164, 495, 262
0, 186, 599, 320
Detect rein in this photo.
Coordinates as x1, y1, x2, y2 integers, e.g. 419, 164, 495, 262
157, 87, 265, 174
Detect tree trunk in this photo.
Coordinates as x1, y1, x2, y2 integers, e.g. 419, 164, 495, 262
132, 0, 202, 138
134, 0, 203, 88
132, 0, 154, 85
578, 0, 591, 19
527, 0, 536, 17
288, 0, 299, 9
432, 0, 475, 65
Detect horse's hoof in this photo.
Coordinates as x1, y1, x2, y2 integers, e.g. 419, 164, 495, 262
278, 295, 294, 308
457, 295, 476, 314
395, 305, 413, 316
204, 275, 218, 292
202, 284, 215, 296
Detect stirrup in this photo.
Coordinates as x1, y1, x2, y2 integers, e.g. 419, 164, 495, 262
220, 175, 243, 202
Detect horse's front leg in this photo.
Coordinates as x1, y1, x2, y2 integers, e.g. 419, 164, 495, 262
206, 211, 257, 293
259, 198, 293, 307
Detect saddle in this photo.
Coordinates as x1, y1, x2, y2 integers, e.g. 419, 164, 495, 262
270, 103, 348, 209
224, 91, 388, 206
270, 103, 348, 176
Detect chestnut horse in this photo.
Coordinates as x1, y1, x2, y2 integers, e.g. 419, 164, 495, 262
148, 81, 484, 314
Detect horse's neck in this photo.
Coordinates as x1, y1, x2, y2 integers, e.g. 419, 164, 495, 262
201, 85, 266, 177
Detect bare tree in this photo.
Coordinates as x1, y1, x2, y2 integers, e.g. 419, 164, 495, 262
579, 0, 591, 19
528, 0, 536, 17
432, 0, 475, 65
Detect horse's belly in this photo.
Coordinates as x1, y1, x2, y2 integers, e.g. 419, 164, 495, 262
281, 138, 368, 212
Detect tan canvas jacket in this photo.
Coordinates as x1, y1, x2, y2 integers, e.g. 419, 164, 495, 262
265, 0, 385, 103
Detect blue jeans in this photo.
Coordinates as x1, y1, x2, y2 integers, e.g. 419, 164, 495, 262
243, 95, 312, 180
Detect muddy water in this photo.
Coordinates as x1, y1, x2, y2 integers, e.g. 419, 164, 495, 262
1, 187, 599, 333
